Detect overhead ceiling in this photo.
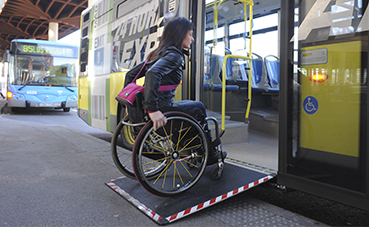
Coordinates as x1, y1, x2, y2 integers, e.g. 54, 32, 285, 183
0, 0, 88, 56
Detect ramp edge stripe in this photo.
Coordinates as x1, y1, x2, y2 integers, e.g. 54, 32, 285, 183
166, 175, 274, 223
106, 180, 166, 224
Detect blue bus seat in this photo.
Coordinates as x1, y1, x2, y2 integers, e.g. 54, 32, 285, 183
203, 47, 239, 91
249, 53, 270, 92
232, 51, 270, 92
264, 55, 280, 93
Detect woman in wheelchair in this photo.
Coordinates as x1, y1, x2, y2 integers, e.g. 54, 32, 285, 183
123, 17, 226, 165
112, 17, 227, 196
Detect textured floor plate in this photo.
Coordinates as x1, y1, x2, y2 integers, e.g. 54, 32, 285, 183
106, 161, 275, 225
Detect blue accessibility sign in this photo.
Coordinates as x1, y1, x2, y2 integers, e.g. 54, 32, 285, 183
303, 96, 318, 115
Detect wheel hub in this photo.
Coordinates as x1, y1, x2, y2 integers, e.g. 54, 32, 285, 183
171, 151, 180, 160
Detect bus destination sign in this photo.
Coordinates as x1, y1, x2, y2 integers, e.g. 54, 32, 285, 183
17, 43, 76, 58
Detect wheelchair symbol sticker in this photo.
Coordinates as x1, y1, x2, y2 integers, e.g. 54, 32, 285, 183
303, 96, 318, 115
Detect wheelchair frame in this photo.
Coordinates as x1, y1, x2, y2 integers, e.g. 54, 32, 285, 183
111, 93, 225, 197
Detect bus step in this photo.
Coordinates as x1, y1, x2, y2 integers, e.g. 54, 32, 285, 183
206, 110, 249, 144
249, 108, 279, 137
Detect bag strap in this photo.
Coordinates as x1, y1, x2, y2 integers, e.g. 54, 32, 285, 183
131, 57, 180, 91
132, 58, 149, 82
158, 84, 180, 91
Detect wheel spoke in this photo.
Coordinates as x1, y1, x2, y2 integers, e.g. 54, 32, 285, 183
145, 139, 169, 154
178, 134, 199, 153
153, 160, 173, 185
182, 158, 199, 168
133, 113, 209, 196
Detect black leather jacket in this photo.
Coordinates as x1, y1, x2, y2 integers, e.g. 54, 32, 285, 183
123, 46, 185, 112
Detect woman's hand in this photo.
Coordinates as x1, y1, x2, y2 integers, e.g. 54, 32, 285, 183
148, 111, 167, 131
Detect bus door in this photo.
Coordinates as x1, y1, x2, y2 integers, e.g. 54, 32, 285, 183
279, 0, 369, 211
199, 0, 253, 122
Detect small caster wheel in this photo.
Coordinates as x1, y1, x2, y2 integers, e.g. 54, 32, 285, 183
212, 162, 224, 179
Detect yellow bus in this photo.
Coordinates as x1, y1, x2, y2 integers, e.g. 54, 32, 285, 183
78, 0, 369, 211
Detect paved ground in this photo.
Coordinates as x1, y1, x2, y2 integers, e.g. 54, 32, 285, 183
0, 113, 328, 226
0, 99, 6, 113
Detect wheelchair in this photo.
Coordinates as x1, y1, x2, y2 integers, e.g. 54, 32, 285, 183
111, 92, 225, 197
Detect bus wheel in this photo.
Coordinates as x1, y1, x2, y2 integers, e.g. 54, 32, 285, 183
63, 108, 70, 112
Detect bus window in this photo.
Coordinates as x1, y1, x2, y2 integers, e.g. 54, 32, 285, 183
229, 13, 279, 57
12, 55, 77, 87
251, 31, 278, 58
205, 27, 225, 44
252, 13, 278, 30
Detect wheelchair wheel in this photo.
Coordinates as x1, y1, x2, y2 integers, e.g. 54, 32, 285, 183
118, 108, 141, 151
111, 120, 136, 179
133, 111, 208, 197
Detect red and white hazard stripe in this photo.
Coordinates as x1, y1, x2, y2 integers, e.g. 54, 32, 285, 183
106, 180, 164, 222
106, 174, 274, 224
166, 175, 273, 223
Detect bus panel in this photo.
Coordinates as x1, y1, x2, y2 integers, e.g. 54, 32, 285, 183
78, 0, 187, 132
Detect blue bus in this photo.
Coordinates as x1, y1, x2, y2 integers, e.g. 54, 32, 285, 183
6, 39, 79, 112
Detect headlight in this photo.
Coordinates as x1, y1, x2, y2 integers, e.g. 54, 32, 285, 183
7, 91, 13, 99
68, 95, 77, 100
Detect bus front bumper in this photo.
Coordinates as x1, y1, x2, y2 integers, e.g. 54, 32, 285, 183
7, 99, 77, 108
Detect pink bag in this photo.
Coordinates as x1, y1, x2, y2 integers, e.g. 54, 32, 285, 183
115, 82, 144, 106
116, 58, 180, 106
115, 58, 148, 106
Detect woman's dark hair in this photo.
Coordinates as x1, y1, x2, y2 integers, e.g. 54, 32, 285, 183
149, 17, 194, 60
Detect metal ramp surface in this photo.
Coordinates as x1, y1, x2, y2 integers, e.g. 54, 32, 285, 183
106, 160, 276, 225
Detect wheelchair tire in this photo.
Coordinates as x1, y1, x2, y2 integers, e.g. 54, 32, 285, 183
132, 111, 208, 197
118, 108, 141, 151
111, 120, 136, 179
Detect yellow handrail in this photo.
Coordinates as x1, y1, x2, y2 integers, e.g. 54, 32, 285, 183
221, 54, 252, 130
212, 0, 226, 46
215, 0, 253, 130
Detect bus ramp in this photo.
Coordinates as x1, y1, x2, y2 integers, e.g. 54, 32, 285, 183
106, 160, 276, 225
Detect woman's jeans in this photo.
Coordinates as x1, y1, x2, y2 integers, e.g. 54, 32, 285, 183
172, 100, 207, 126
172, 100, 216, 155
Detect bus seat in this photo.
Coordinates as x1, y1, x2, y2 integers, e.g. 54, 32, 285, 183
230, 50, 270, 92
223, 48, 237, 84
235, 52, 269, 92
203, 83, 212, 90
203, 49, 239, 91
212, 84, 239, 91
264, 55, 280, 92
223, 48, 250, 87
230, 60, 248, 87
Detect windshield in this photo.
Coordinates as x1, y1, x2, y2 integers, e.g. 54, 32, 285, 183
9, 54, 78, 87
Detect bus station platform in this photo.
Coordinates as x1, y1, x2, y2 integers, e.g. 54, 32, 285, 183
0, 114, 327, 226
